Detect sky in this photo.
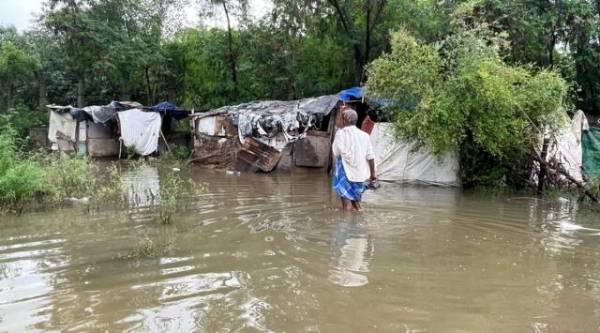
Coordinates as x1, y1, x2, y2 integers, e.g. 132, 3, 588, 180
0, 0, 44, 31
0, 0, 272, 32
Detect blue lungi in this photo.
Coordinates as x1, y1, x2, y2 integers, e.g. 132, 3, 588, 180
333, 157, 366, 201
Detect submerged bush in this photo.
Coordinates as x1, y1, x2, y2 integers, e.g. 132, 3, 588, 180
43, 153, 96, 204
0, 129, 45, 214
157, 173, 204, 224
0, 128, 125, 214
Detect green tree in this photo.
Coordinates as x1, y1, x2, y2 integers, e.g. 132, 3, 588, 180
0, 42, 39, 111
367, 28, 568, 187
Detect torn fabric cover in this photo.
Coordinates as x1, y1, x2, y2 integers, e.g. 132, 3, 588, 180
81, 101, 143, 124
118, 109, 162, 156
532, 110, 589, 185
83, 105, 117, 124
46, 104, 92, 122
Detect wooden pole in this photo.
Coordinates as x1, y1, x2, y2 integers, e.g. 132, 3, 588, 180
160, 130, 170, 152
537, 137, 550, 194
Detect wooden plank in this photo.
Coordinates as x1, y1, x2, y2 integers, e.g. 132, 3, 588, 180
235, 137, 282, 172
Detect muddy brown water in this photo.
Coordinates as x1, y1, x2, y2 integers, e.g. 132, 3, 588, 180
1, 165, 600, 332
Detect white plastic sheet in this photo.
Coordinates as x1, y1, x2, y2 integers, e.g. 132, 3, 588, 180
118, 109, 162, 156
48, 111, 87, 151
544, 110, 589, 183
370, 123, 460, 186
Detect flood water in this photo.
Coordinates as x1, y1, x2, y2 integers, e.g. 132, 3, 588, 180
2, 165, 600, 332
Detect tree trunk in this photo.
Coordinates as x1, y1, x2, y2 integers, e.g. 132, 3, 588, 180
145, 66, 153, 105
120, 79, 132, 101
77, 77, 86, 108
6, 86, 13, 111
37, 70, 47, 108
168, 87, 177, 103
223, 1, 239, 99
364, 0, 372, 81
538, 137, 550, 194
328, 0, 364, 83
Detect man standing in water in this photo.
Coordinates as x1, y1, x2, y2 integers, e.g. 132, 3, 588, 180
332, 108, 377, 211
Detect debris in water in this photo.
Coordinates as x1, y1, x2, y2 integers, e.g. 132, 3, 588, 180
64, 197, 90, 205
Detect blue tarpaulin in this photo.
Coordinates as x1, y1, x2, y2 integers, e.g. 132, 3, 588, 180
339, 87, 364, 102
149, 102, 188, 120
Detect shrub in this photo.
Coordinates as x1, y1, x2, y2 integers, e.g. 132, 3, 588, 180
0, 129, 44, 213
366, 28, 568, 187
42, 153, 97, 204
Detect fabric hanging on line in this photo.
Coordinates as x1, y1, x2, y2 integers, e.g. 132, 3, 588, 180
117, 109, 162, 156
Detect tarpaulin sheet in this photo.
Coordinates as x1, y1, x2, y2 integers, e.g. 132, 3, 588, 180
339, 87, 364, 102
370, 123, 460, 186
150, 101, 188, 120
205, 95, 338, 141
543, 110, 589, 183
118, 109, 162, 156
46, 104, 92, 122
48, 111, 78, 143
583, 128, 600, 179
83, 105, 117, 124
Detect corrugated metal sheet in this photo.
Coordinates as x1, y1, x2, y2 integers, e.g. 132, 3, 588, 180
235, 138, 282, 172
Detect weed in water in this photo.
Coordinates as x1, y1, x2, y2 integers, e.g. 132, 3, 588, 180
126, 144, 138, 159
128, 236, 174, 258
155, 172, 204, 224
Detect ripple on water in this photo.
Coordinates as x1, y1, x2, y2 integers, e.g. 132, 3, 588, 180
2, 169, 600, 332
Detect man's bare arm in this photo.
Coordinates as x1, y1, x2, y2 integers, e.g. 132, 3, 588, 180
368, 159, 377, 180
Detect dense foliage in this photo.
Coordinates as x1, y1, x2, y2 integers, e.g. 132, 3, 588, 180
367, 23, 568, 186
1, 0, 600, 188
1, 0, 598, 115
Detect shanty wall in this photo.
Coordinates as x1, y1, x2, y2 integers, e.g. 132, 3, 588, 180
87, 123, 120, 157
191, 116, 240, 169
191, 114, 334, 173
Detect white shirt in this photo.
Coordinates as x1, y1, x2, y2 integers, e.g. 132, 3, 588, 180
332, 125, 375, 182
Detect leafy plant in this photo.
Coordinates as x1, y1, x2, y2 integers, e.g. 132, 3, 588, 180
366, 27, 568, 187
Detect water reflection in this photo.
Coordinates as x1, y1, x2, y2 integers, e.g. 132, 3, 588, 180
329, 215, 374, 287
121, 164, 161, 207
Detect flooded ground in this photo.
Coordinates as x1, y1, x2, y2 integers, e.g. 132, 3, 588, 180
1, 165, 600, 332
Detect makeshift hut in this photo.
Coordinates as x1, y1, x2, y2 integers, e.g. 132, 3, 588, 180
190, 87, 461, 186
189, 95, 340, 172
47, 101, 189, 157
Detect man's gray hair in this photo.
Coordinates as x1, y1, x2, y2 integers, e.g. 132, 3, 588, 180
342, 108, 358, 125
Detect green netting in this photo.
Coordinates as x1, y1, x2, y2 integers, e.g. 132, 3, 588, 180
583, 128, 600, 178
